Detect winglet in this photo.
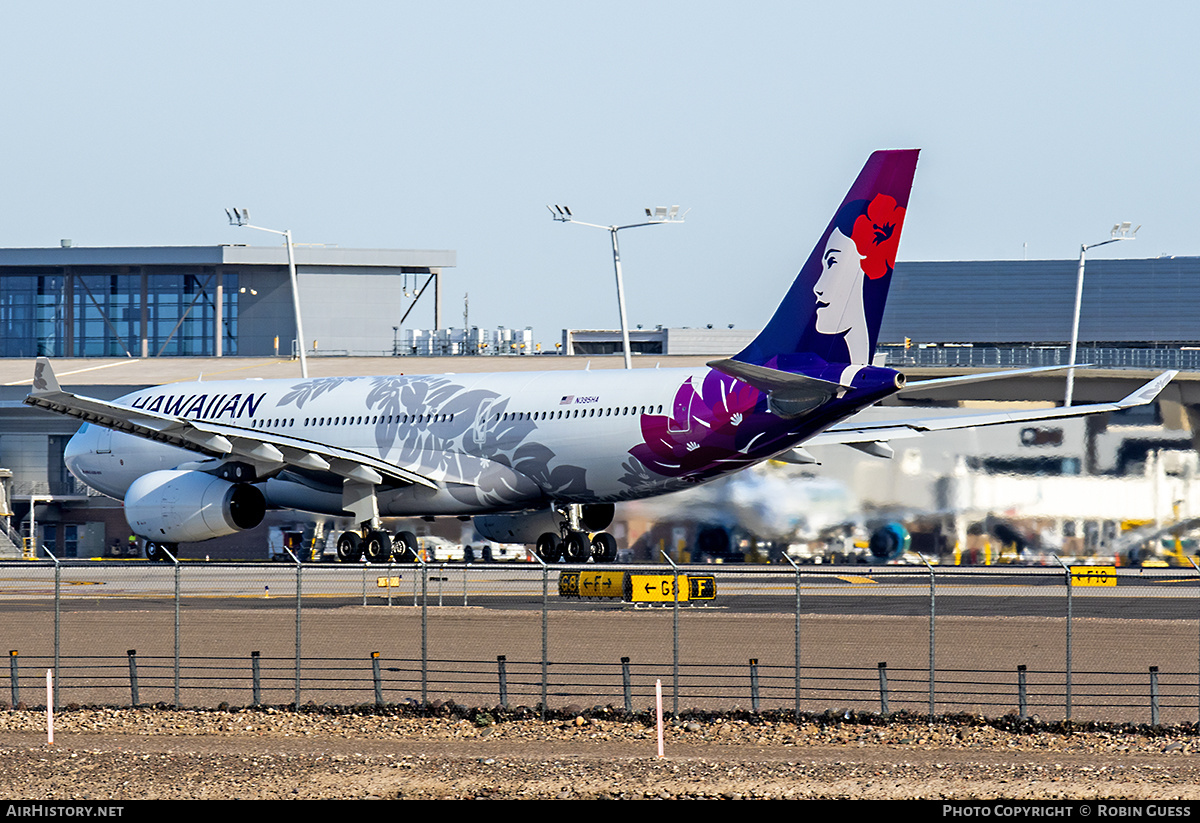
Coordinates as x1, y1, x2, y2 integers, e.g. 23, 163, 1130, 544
1114, 370, 1177, 409
31, 357, 62, 396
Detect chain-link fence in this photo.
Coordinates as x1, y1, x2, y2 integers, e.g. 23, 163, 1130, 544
2, 559, 1197, 724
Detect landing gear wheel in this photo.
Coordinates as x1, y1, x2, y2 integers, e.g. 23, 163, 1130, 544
364, 530, 393, 563
535, 532, 563, 563
336, 531, 363, 562
591, 532, 618, 563
564, 531, 591, 563
393, 531, 419, 563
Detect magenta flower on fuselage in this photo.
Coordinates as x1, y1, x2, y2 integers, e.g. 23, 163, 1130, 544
630, 370, 766, 477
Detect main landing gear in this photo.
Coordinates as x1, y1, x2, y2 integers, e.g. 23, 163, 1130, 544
335, 526, 419, 563
535, 504, 620, 564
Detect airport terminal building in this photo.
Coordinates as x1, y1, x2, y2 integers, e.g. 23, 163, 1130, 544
0, 245, 455, 360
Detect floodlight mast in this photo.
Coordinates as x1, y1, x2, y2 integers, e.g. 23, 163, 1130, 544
227, 208, 308, 379
1064, 221, 1139, 406
549, 204, 687, 369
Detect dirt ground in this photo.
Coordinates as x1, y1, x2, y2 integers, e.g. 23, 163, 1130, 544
3, 707, 1200, 799
6, 597, 1200, 798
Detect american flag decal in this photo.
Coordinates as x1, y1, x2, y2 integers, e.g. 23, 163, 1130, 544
560, 395, 574, 405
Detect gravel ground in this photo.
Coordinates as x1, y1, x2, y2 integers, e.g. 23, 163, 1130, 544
3, 706, 1200, 799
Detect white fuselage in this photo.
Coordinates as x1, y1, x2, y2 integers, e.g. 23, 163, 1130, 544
65, 365, 768, 518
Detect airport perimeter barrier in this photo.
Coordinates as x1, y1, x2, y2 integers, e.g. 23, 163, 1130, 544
878, 343, 1200, 371
1, 558, 1199, 725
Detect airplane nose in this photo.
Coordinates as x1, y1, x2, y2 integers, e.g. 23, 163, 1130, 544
63, 424, 92, 478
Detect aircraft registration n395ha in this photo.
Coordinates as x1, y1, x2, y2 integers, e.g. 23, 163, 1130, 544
26, 150, 1177, 563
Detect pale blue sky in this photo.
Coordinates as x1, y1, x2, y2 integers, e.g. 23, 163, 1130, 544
3, 2, 1197, 348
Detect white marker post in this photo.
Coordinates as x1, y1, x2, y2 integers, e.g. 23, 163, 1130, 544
655, 679, 664, 758
45, 670, 53, 745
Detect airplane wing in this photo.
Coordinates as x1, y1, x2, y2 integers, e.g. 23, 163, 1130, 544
806, 370, 1178, 448
23, 357, 437, 489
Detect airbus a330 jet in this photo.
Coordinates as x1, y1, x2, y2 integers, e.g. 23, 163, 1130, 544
26, 150, 1177, 562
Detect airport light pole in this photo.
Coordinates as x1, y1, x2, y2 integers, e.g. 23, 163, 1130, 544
1065, 222, 1138, 406
227, 209, 308, 379
550, 205, 686, 369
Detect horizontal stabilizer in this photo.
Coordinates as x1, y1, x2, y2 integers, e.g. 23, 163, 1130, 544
808, 371, 1177, 447
707, 358, 844, 418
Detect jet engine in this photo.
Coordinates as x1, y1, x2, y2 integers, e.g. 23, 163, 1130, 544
868, 522, 911, 561
124, 469, 266, 544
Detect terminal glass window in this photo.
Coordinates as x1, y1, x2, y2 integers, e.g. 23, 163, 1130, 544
0, 266, 238, 357
0, 271, 64, 357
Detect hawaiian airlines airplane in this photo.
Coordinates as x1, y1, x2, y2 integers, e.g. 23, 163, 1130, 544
25, 150, 1177, 563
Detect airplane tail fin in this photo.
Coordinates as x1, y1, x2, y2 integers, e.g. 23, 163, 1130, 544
735, 149, 919, 367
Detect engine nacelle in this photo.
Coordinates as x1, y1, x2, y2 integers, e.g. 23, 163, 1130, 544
125, 470, 266, 544
868, 522, 911, 561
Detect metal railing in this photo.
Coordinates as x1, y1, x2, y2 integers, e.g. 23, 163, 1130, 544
1, 560, 1198, 724
879, 344, 1200, 371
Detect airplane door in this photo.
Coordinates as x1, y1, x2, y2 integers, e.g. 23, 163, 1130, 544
667, 378, 695, 434
473, 399, 496, 446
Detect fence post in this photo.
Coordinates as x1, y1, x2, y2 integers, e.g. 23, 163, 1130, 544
292, 548, 302, 708
251, 651, 261, 707
1151, 666, 1160, 727
795, 562, 801, 717
784, 555, 801, 718
372, 652, 383, 707
1188, 556, 1200, 724
49, 550, 60, 710
1055, 556, 1073, 722
420, 553, 429, 707
878, 662, 889, 716
918, 552, 935, 717
609, 657, 628, 715
497, 656, 508, 707
750, 659, 760, 712
171, 547, 180, 708
528, 551, 548, 721
8, 650, 17, 708
127, 649, 139, 707
662, 549, 680, 716
1018, 665, 1027, 720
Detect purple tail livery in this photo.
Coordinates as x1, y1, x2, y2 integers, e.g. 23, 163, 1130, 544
737, 149, 920, 368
